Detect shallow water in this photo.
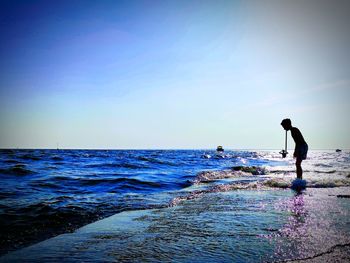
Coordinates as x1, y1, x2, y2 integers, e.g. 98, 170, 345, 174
268, 188, 350, 261
0, 149, 349, 256
2, 187, 350, 263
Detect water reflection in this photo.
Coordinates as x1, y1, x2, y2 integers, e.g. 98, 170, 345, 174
280, 193, 308, 239
271, 188, 350, 261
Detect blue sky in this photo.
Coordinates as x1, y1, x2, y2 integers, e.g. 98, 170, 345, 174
1, 0, 349, 149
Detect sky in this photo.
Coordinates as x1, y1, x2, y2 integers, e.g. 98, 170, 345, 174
0, 0, 349, 149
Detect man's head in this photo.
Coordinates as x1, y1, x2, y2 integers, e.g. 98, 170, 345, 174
281, 118, 292, 130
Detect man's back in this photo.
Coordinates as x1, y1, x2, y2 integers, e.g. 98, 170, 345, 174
291, 127, 306, 146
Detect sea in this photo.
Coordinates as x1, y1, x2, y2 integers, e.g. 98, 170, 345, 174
0, 149, 349, 260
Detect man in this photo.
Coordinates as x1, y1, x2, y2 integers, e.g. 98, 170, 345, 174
281, 119, 308, 179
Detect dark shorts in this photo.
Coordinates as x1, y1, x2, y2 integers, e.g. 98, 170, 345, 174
296, 144, 308, 160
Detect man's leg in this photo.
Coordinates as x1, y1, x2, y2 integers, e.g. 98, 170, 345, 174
296, 159, 302, 179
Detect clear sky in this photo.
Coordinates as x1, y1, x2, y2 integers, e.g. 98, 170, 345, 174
1, 0, 349, 149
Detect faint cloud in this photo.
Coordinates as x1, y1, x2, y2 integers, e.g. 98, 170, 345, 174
255, 79, 350, 108
304, 79, 350, 93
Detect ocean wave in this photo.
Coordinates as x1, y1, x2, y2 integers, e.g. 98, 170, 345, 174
169, 177, 350, 207
169, 182, 260, 206
19, 154, 42, 161
232, 166, 266, 175
193, 170, 240, 184
46, 165, 59, 170
51, 176, 72, 182
307, 179, 350, 188
170, 175, 350, 207
29, 181, 61, 189
0, 149, 16, 153
314, 170, 337, 174
193, 166, 265, 184
0, 165, 36, 176
78, 177, 162, 188
51, 156, 64, 161
49, 174, 155, 189
137, 156, 177, 166
0, 191, 17, 199
85, 162, 149, 169
3, 159, 22, 164
314, 163, 333, 168
263, 179, 291, 189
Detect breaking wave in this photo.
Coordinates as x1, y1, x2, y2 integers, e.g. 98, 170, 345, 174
169, 164, 350, 207
193, 166, 265, 184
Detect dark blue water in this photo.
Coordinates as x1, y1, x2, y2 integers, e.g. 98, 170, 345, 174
0, 149, 276, 254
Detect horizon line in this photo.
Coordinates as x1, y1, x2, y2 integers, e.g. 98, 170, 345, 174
0, 147, 347, 151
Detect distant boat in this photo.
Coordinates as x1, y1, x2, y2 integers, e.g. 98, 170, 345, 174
216, 146, 224, 152
336, 149, 342, 152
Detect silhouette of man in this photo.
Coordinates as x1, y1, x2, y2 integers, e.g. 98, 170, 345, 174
281, 119, 308, 179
